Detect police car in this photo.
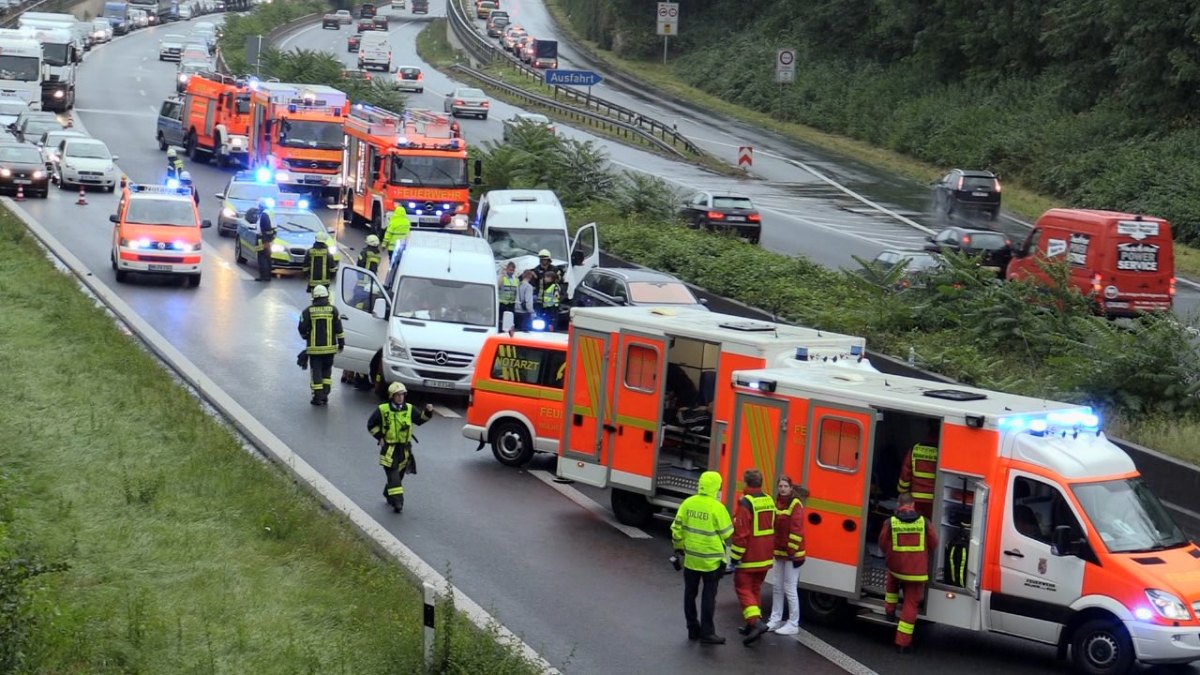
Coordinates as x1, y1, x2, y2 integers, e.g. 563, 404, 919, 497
110, 183, 212, 287
215, 168, 283, 237
233, 197, 338, 271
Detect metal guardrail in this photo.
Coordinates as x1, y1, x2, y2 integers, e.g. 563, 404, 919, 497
445, 0, 703, 157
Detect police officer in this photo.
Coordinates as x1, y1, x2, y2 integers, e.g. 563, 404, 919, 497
166, 148, 183, 179
245, 199, 276, 282
297, 284, 345, 405
497, 261, 518, 329
179, 170, 199, 205
671, 470, 733, 645
303, 233, 338, 293
357, 234, 382, 273
382, 207, 411, 283
367, 382, 433, 513
879, 493, 939, 653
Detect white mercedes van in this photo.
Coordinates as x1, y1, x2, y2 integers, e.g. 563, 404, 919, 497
357, 31, 391, 72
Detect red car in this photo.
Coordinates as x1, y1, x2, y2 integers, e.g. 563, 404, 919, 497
347, 35, 361, 52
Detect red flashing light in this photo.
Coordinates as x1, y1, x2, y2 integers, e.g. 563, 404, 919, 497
1092, 273, 1102, 295
1169, 277, 1177, 297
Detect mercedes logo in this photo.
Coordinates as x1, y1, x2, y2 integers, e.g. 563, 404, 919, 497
424, 201, 435, 212
434, 351, 449, 365
157, 242, 166, 249
309, 161, 319, 169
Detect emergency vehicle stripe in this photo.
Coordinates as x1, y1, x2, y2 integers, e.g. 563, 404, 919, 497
615, 414, 656, 431
744, 404, 777, 488
474, 379, 564, 401
578, 336, 602, 418
805, 497, 860, 517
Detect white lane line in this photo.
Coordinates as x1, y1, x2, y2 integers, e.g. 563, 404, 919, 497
793, 628, 880, 675
138, 89, 146, 97
431, 403, 460, 418
529, 470, 652, 539
148, 105, 158, 114
277, 22, 323, 48
74, 108, 157, 118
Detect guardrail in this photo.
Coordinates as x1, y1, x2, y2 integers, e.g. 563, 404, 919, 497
0, 0, 83, 28
445, 0, 703, 157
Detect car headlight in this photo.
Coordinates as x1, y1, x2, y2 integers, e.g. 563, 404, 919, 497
32, 170, 44, 179
222, 207, 236, 218
53, 90, 64, 99
1144, 590, 1191, 621
387, 336, 408, 360
229, 138, 244, 148
270, 243, 285, 253
0, 168, 10, 177
105, 164, 114, 172
275, 171, 289, 182
178, 74, 188, 82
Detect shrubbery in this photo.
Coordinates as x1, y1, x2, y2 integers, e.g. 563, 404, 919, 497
475, 129, 1200, 420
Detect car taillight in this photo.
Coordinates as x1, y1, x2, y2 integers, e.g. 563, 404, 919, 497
1169, 277, 1177, 297
747, 213, 761, 222
706, 211, 725, 220
961, 235, 971, 245
454, 99, 464, 105
994, 178, 1002, 193
1092, 273, 1102, 295
481, 101, 490, 107
956, 176, 963, 190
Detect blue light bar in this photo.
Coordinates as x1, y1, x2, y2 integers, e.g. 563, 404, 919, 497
795, 347, 809, 362
850, 345, 863, 356
255, 167, 272, 183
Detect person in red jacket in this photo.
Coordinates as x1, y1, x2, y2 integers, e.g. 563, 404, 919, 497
878, 493, 939, 653
729, 468, 776, 646
896, 423, 940, 519
767, 477, 806, 635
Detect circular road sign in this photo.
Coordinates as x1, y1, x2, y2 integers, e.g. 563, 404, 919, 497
778, 49, 795, 67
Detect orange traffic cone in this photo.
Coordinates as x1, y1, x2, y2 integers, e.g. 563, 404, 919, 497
76, 185, 87, 205
15, 184, 24, 201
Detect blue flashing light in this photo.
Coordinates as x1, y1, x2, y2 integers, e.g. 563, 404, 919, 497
1047, 409, 1102, 430
287, 103, 297, 113
255, 167, 272, 183
795, 346, 809, 362
297, 198, 310, 210
850, 344, 863, 356
531, 318, 547, 331
166, 178, 180, 189
998, 408, 1102, 435
1029, 419, 1048, 434
263, 197, 276, 208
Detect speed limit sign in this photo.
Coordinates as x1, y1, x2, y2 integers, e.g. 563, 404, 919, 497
656, 2, 679, 36
776, 47, 796, 84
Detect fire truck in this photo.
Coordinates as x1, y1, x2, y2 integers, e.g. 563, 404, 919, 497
343, 104, 472, 234
181, 72, 251, 168
247, 82, 349, 202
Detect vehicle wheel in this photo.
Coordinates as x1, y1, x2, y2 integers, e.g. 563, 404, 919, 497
107, 184, 115, 193
157, 132, 167, 151
611, 488, 654, 527
369, 350, 388, 400
370, 207, 382, 238
185, 132, 197, 160
115, 268, 127, 283
185, 274, 201, 288
987, 208, 999, 222
234, 238, 246, 263
480, 113, 488, 120
490, 419, 534, 467
800, 590, 854, 627
58, 179, 71, 191
1070, 619, 1134, 675
416, 88, 423, 93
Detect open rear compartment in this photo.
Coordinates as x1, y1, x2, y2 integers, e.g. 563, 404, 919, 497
654, 335, 720, 500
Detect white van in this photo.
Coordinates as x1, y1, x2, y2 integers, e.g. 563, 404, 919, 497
357, 32, 391, 71
333, 231, 499, 394
476, 188, 600, 298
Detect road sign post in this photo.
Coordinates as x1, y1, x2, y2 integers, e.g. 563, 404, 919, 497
656, 2, 678, 65
775, 47, 796, 117
245, 35, 264, 76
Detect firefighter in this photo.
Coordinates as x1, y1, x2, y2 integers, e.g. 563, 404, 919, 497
382, 206, 411, 283
670, 470, 732, 645
879, 493, 939, 653
297, 284, 345, 406
245, 199, 276, 282
767, 478, 806, 636
525, 249, 556, 294
357, 234, 382, 273
897, 422, 940, 519
303, 233, 338, 293
729, 468, 775, 645
367, 382, 433, 513
497, 261, 518, 329
166, 147, 183, 179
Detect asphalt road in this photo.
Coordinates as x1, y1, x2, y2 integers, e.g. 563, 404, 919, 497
471, 0, 1200, 318
12, 11, 1193, 675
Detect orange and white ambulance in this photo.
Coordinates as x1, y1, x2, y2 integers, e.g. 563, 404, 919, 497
553, 306, 872, 524
719, 364, 1200, 674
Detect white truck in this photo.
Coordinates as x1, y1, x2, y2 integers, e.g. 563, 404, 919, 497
19, 13, 91, 56
4, 25, 76, 111
0, 36, 45, 108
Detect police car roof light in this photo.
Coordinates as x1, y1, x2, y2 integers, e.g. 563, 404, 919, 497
130, 183, 192, 197
254, 167, 272, 183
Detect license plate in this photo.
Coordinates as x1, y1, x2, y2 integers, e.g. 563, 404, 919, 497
727, 216, 745, 222
972, 191, 989, 197
148, 264, 173, 272
1106, 301, 1129, 309
13, 179, 30, 184
302, 176, 326, 185
423, 379, 455, 390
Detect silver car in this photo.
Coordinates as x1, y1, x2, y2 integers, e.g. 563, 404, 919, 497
443, 87, 489, 119
158, 34, 186, 61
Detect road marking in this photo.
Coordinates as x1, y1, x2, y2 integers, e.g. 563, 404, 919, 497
138, 89, 146, 97
793, 628, 880, 675
431, 403, 460, 418
277, 22, 322, 48
74, 108, 157, 118
529, 470, 652, 539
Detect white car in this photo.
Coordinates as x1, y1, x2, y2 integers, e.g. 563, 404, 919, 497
335, 9, 352, 23
91, 19, 113, 43
54, 138, 119, 191
177, 4, 193, 20
159, 34, 186, 61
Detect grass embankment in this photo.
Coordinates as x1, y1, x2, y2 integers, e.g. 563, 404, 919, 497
0, 213, 542, 672
541, 0, 1200, 281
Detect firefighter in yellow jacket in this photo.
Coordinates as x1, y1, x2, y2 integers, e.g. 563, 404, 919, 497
368, 382, 433, 513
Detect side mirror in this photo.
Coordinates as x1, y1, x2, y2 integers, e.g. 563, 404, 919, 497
501, 310, 514, 332
925, 235, 935, 243
200, 219, 213, 229
613, 294, 627, 305
1050, 525, 1074, 557
214, 192, 225, 199
108, 214, 119, 223
699, 297, 709, 305
473, 158, 482, 177
372, 297, 387, 319
111, 154, 119, 161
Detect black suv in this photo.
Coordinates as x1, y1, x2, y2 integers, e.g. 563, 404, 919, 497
924, 227, 1012, 277
933, 169, 1001, 220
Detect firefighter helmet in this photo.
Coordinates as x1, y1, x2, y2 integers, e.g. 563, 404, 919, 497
311, 284, 329, 298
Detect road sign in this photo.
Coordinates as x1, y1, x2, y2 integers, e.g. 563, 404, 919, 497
776, 47, 796, 84
738, 146, 753, 167
544, 70, 604, 87
656, 2, 678, 36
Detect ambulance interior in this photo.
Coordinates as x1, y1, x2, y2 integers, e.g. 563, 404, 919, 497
861, 410, 982, 600
656, 336, 720, 498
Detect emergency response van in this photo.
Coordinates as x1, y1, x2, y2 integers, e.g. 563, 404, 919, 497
333, 231, 500, 394
1007, 209, 1175, 317
553, 306, 873, 525
463, 331, 568, 465
110, 183, 212, 286
717, 364, 1199, 674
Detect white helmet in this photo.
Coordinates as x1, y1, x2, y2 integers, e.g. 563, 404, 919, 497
166, 148, 177, 158
387, 382, 407, 396
180, 171, 192, 182
311, 284, 329, 298
366, 234, 380, 247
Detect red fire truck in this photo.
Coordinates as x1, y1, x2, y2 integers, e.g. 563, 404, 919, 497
247, 82, 349, 202
181, 72, 251, 168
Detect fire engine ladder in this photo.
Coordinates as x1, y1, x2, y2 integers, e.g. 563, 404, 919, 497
407, 109, 453, 139
347, 104, 403, 135
198, 71, 245, 88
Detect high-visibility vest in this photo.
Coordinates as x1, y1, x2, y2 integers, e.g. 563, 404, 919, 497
376, 402, 415, 445
306, 247, 333, 286
671, 494, 733, 572
731, 493, 776, 568
909, 444, 938, 500
303, 304, 340, 355
499, 274, 518, 304
541, 284, 560, 309
891, 516, 927, 553
357, 246, 381, 274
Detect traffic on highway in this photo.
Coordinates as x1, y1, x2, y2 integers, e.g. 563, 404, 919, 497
5, 0, 1198, 673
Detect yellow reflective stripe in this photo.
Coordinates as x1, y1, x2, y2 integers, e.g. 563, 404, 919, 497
743, 606, 762, 619
884, 592, 899, 604
911, 491, 934, 500
730, 544, 746, 555
474, 378, 564, 401
891, 516, 927, 552
716, 525, 733, 537
736, 559, 773, 570
616, 414, 656, 432
788, 533, 803, 542
680, 524, 720, 536
890, 571, 929, 582
806, 498, 860, 517
683, 549, 725, 559
897, 621, 915, 635
747, 494, 775, 537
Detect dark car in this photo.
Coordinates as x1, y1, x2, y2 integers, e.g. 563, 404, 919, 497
322, 14, 341, 29
358, 3, 375, 18
356, 19, 375, 32
11, 114, 66, 145
863, 249, 943, 288
574, 268, 708, 310
924, 227, 1013, 277
485, 11, 509, 36
933, 168, 1002, 220
0, 142, 49, 198
679, 191, 762, 244
372, 15, 388, 29
347, 34, 361, 52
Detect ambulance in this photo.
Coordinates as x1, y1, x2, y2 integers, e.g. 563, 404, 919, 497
718, 364, 1199, 674
551, 306, 872, 524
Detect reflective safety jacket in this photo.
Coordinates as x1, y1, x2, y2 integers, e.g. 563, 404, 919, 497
357, 245, 381, 274
897, 443, 939, 502
731, 489, 776, 569
367, 402, 432, 468
773, 495, 806, 561
382, 210, 411, 252
304, 242, 338, 289
498, 273, 518, 304
671, 471, 733, 572
878, 509, 939, 582
298, 299, 345, 356
540, 283, 561, 310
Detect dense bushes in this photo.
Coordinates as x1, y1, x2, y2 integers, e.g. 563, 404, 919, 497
476, 129, 1200, 419
554, 0, 1200, 243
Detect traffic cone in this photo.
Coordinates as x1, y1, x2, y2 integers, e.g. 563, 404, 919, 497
76, 185, 87, 205
15, 184, 24, 201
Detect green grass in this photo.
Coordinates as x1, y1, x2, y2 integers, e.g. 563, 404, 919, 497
540, 0, 1200, 281
1108, 417, 1200, 467
0, 211, 543, 674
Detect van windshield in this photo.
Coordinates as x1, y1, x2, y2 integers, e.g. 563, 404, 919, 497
393, 276, 495, 327
487, 226, 567, 261
1072, 478, 1188, 554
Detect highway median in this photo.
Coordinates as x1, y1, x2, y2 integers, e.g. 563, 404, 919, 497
0, 208, 544, 672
